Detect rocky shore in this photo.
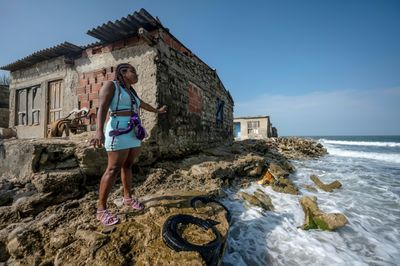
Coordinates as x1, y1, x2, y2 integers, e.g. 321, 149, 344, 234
0, 136, 337, 265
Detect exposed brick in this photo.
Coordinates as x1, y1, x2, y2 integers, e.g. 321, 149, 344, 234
126, 36, 139, 46
96, 75, 104, 83
79, 94, 88, 102
102, 44, 113, 53
77, 86, 86, 95
85, 48, 93, 57
188, 84, 203, 114
96, 71, 105, 82
91, 83, 102, 93
88, 77, 96, 84
113, 40, 125, 50
80, 101, 89, 109
92, 47, 102, 55
106, 73, 114, 80
84, 72, 94, 79
85, 84, 92, 93
79, 79, 88, 87
88, 92, 99, 100
91, 98, 99, 107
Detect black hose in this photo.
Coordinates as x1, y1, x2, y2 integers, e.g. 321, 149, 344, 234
162, 214, 222, 266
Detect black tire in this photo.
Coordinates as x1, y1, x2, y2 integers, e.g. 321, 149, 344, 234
162, 214, 222, 266
190, 196, 232, 224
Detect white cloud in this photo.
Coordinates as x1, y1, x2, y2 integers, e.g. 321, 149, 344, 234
234, 88, 400, 136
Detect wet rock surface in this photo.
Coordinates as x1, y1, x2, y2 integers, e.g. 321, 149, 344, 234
310, 174, 342, 192
0, 136, 327, 264
299, 196, 348, 231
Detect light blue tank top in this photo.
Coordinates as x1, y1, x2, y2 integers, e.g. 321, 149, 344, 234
109, 81, 141, 113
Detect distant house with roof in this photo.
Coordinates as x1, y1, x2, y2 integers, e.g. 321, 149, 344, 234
0, 8, 234, 159
234, 116, 278, 140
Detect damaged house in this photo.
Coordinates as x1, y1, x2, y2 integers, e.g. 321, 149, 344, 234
0, 85, 9, 129
0, 8, 234, 158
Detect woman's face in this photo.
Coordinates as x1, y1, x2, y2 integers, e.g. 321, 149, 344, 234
123, 66, 138, 85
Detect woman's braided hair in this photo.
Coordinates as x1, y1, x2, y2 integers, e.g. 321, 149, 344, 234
114, 63, 135, 89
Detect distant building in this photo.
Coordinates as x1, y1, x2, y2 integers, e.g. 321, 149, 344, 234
234, 116, 278, 140
0, 85, 9, 128
0, 8, 233, 158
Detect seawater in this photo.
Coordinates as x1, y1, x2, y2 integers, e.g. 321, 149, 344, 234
222, 136, 400, 266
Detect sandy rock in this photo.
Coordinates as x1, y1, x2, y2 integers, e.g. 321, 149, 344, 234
268, 162, 289, 178
0, 207, 20, 230
75, 142, 108, 179
299, 196, 348, 231
32, 169, 85, 195
0, 191, 12, 207
310, 175, 342, 192
254, 189, 274, 211
0, 136, 328, 265
274, 137, 328, 159
303, 184, 318, 192
7, 228, 43, 259
238, 191, 273, 211
233, 153, 265, 177
0, 228, 10, 262
49, 229, 75, 250
257, 170, 275, 185
271, 177, 299, 195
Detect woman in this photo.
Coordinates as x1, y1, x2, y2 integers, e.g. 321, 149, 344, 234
91, 63, 167, 226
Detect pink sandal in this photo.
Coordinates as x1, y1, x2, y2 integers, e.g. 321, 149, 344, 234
123, 197, 145, 211
96, 209, 119, 226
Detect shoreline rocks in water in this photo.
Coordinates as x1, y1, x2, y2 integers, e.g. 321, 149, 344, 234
0, 136, 328, 265
299, 196, 348, 231
310, 174, 342, 192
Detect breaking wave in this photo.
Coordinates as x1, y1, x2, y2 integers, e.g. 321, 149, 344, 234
326, 147, 400, 164
320, 139, 400, 148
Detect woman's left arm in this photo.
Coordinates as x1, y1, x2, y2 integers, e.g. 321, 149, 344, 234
141, 101, 167, 114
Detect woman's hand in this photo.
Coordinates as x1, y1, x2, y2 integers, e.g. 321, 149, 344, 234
90, 130, 105, 148
157, 105, 167, 114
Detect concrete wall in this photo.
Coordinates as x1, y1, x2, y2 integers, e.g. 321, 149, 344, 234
9, 57, 76, 138
234, 116, 271, 140
153, 34, 234, 158
0, 85, 9, 128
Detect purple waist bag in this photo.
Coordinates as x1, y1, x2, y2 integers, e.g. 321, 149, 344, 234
109, 112, 146, 140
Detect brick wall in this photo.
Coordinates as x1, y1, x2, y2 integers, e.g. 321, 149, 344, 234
77, 67, 114, 126
188, 83, 203, 113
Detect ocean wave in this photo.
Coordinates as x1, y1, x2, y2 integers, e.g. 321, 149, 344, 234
327, 147, 400, 164
320, 139, 400, 147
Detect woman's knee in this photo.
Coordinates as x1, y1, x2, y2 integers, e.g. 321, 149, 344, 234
106, 164, 122, 176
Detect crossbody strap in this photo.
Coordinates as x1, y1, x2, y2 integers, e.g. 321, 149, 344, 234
113, 81, 121, 114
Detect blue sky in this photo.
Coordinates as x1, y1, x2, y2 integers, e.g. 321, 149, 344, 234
1, 0, 399, 135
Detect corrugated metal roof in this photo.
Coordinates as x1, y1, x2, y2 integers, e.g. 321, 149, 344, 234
80, 41, 104, 50
0, 42, 83, 72
87, 8, 162, 42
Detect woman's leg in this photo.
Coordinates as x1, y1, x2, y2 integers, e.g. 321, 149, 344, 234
121, 147, 141, 199
97, 149, 130, 210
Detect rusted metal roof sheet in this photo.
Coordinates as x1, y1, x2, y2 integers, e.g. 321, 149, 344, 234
0, 42, 83, 72
87, 8, 162, 42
